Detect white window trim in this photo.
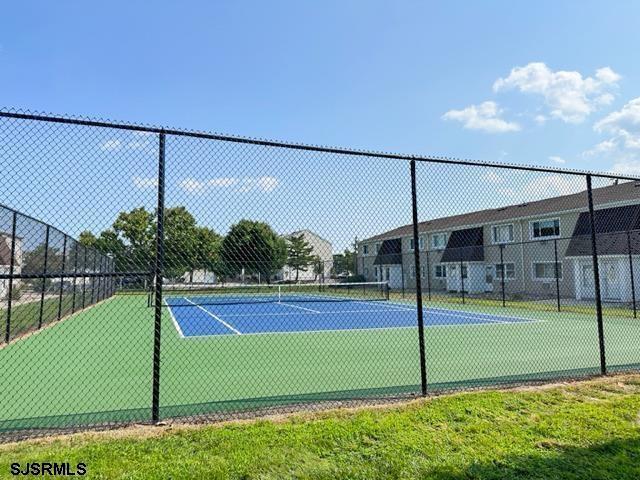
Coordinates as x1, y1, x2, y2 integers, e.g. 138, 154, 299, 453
532, 261, 563, 281
434, 264, 447, 278
408, 236, 426, 251
375, 242, 381, 254
409, 265, 416, 279
431, 232, 448, 250
491, 223, 515, 244
363, 245, 369, 256
494, 262, 516, 281
529, 218, 561, 241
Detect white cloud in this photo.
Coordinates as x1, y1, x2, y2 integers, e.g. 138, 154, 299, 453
549, 156, 566, 164
611, 160, 640, 176
585, 98, 640, 169
128, 131, 154, 150
208, 177, 238, 187
442, 101, 520, 133
500, 175, 582, 201
101, 139, 121, 151
534, 114, 547, 125
179, 178, 207, 193
179, 176, 279, 194
493, 62, 620, 123
256, 176, 279, 192
132, 176, 158, 189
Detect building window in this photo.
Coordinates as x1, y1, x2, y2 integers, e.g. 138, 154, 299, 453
531, 219, 560, 239
410, 266, 416, 278
375, 242, 381, 253
409, 237, 425, 251
431, 233, 447, 249
533, 262, 562, 280
364, 268, 369, 276
420, 265, 426, 278
495, 263, 516, 279
363, 245, 369, 255
434, 265, 447, 278
492, 224, 514, 244
461, 265, 468, 279
374, 266, 378, 278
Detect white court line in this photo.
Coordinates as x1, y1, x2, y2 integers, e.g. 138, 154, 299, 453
164, 299, 185, 338
183, 298, 242, 335
353, 300, 415, 311
277, 301, 321, 313
221, 308, 410, 318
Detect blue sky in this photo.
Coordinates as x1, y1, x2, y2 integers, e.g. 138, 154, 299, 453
2, 1, 640, 251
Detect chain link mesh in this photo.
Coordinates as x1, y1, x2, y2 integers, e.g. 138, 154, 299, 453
0, 109, 639, 436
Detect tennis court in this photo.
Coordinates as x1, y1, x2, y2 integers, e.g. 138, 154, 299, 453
164, 283, 539, 337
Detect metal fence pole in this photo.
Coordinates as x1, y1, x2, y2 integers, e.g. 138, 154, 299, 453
410, 160, 427, 395
425, 250, 432, 301
38, 225, 51, 329
4, 212, 18, 343
91, 253, 98, 305
152, 132, 166, 422
459, 259, 465, 305
554, 239, 561, 312
586, 175, 606, 375
81, 247, 87, 309
499, 245, 506, 308
57, 235, 67, 321
401, 261, 405, 298
627, 230, 637, 319
71, 243, 79, 313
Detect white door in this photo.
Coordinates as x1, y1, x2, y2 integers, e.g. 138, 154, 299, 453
601, 260, 622, 300
446, 264, 468, 292
581, 264, 595, 298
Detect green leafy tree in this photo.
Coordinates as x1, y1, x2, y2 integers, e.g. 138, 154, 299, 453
220, 220, 287, 283
78, 231, 98, 248
113, 207, 155, 270
286, 234, 315, 281
332, 248, 356, 276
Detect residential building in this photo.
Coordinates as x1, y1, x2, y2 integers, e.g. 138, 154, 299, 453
357, 181, 640, 302
279, 229, 333, 282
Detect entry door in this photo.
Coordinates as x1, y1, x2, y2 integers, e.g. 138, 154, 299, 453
601, 261, 621, 300
581, 264, 595, 298
485, 265, 494, 292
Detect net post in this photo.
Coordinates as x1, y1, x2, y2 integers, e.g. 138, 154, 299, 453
554, 239, 561, 312
71, 242, 79, 313
152, 131, 166, 423
57, 235, 67, 321
499, 245, 506, 308
410, 159, 428, 396
38, 225, 51, 330
586, 174, 606, 375
4, 211, 17, 343
627, 230, 637, 319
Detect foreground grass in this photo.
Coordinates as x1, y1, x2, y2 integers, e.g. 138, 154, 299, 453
2, 375, 640, 479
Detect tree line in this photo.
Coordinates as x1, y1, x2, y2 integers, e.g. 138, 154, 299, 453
76, 206, 337, 283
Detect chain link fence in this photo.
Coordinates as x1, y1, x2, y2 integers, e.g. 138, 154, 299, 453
1, 109, 639, 436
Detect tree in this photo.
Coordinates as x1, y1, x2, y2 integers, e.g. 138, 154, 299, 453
312, 255, 324, 281
112, 207, 155, 270
78, 231, 97, 248
220, 220, 287, 283
193, 226, 223, 279
332, 248, 356, 276
286, 234, 315, 281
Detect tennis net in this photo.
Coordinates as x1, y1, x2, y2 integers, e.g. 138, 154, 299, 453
154, 282, 390, 307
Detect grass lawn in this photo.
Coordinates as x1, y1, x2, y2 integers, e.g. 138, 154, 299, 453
1, 375, 640, 479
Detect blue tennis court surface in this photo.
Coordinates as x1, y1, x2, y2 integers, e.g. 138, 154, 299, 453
165, 296, 539, 338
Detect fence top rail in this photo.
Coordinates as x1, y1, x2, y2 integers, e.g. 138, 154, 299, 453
1, 109, 638, 182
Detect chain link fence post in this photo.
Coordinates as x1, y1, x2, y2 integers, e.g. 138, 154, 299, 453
152, 132, 166, 423
586, 174, 606, 375
410, 160, 427, 395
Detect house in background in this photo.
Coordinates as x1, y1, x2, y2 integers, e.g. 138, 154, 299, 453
278, 229, 333, 282
357, 181, 640, 302
0, 231, 23, 300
